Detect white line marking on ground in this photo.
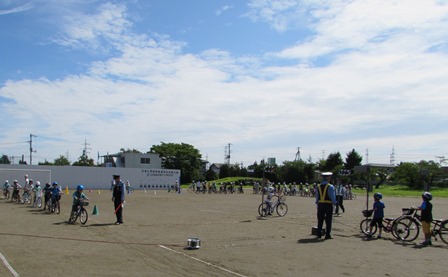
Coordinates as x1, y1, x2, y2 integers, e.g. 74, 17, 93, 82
199, 209, 227, 214
0, 252, 19, 277
158, 245, 247, 277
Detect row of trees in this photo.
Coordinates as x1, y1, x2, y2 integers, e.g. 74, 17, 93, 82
2, 143, 447, 190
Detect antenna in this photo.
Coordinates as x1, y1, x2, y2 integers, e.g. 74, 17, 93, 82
365, 148, 369, 164
29, 134, 37, 165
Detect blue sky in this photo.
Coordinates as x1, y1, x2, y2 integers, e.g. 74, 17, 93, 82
1, 0, 448, 167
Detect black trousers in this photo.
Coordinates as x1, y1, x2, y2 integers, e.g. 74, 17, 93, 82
335, 195, 345, 213
114, 199, 123, 223
317, 203, 333, 236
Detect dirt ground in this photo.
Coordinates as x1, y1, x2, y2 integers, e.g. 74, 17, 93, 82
0, 188, 447, 277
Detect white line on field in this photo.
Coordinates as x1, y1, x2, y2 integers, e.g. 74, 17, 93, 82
158, 245, 247, 277
0, 252, 19, 277
199, 209, 227, 214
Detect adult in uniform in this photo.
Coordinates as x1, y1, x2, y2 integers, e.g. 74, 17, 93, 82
315, 172, 337, 239
112, 174, 125, 225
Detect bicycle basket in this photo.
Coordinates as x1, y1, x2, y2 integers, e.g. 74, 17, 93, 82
362, 209, 373, 217
401, 208, 413, 215
81, 201, 90, 206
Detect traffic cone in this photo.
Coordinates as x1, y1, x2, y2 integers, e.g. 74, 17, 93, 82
154, 190, 157, 195
92, 205, 99, 215
98, 189, 101, 194
144, 189, 147, 194
89, 189, 92, 193
65, 186, 69, 195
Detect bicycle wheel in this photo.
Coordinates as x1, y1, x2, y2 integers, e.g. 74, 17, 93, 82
258, 203, 269, 217
37, 197, 42, 208
439, 219, 448, 244
276, 203, 288, 217
391, 220, 408, 239
360, 219, 376, 235
46, 200, 51, 212
80, 209, 88, 225
129, 187, 134, 194
394, 217, 419, 242
69, 210, 77, 223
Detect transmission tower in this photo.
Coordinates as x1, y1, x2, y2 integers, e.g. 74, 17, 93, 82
295, 147, 301, 161
224, 143, 232, 165
29, 134, 37, 165
82, 139, 91, 156
390, 146, 396, 165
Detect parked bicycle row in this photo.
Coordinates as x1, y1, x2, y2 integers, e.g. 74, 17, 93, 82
184, 180, 356, 200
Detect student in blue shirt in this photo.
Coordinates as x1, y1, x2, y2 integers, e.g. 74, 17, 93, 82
368, 193, 385, 238
415, 192, 433, 246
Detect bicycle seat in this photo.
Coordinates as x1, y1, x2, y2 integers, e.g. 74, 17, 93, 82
384, 217, 394, 222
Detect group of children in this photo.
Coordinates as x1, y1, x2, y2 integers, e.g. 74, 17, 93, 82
368, 191, 433, 246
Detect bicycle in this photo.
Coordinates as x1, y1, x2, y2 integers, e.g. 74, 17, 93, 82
68, 200, 89, 224
21, 190, 32, 205
48, 197, 60, 214
11, 189, 21, 203
359, 209, 409, 239
126, 186, 134, 194
258, 194, 288, 217
393, 207, 448, 244
33, 191, 42, 208
3, 187, 11, 200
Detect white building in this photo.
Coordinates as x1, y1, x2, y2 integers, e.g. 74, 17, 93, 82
0, 153, 180, 190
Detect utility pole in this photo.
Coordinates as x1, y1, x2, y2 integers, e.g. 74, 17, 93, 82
29, 134, 37, 165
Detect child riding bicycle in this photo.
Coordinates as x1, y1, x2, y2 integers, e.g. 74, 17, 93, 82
71, 185, 89, 214
264, 186, 275, 215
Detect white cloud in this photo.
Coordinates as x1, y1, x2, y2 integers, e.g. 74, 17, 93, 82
0, 2, 33, 15
1, 0, 448, 166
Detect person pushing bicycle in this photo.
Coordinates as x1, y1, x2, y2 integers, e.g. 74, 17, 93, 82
414, 192, 433, 246
368, 192, 385, 238
71, 185, 89, 214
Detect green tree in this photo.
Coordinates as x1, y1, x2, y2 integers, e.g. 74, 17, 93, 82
392, 162, 421, 189
38, 160, 54, 165
54, 155, 70, 166
219, 164, 230, 179
323, 152, 343, 172
72, 151, 95, 166
344, 149, 363, 170
0, 154, 11, 164
120, 148, 141, 153
205, 168, 218, 181
150, 142, 202, 184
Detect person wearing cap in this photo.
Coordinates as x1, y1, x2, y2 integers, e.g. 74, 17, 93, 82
315, 172, 337, 239
112, 175, 125, 225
